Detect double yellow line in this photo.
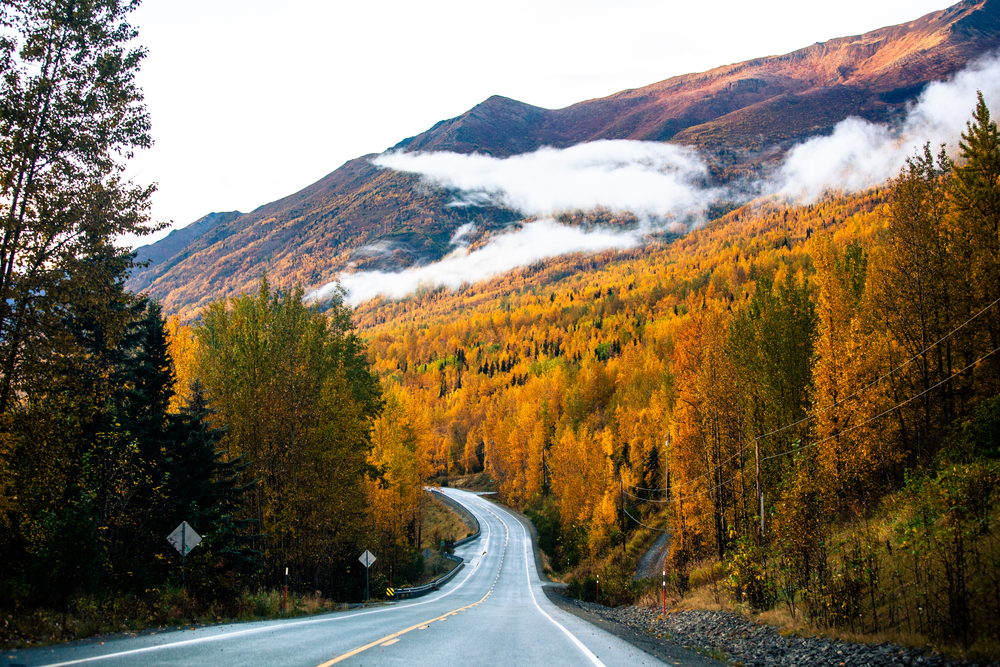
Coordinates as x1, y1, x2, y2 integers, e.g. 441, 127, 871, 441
318, 496, 508, 666
315, 589, 493, 666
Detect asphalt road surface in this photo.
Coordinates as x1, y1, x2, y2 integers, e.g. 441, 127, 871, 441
7, 490, 715, 667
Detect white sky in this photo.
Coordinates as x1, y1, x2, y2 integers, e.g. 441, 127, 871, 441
124, 0, 951, 248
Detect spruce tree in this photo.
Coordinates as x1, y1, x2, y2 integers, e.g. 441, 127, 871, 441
951, 91, 1000, 399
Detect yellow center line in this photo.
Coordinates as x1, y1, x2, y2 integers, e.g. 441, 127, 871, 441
315, 590, 492, 666
317, 494, 509, 667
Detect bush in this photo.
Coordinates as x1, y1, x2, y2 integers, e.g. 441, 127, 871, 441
525, 503, 584, 574
725, 533, 775, 611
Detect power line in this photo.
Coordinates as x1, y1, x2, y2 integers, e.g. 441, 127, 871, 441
623, 506, 667, 532
763, 343, 1000, 463
622, 341, 1000, 508
624, 295, 1000, 497
757, 294, 1000, 443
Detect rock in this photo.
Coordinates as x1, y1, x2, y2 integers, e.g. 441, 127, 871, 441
589, 604, 984, 667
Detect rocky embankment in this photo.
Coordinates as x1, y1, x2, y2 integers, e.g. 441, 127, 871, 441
553, 595, 998, 667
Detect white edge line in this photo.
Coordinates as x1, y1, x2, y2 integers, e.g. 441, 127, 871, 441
470, 495, 606, 667
35, 493, 494, 667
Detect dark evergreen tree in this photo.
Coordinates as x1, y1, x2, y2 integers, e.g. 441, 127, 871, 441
951, 91, 1000, 399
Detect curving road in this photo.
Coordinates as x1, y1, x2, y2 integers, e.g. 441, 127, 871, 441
6, 490, 711, 667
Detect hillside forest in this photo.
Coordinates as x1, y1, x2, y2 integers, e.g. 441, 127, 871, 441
0, 0, 999, 657
171, 94, 1000, 654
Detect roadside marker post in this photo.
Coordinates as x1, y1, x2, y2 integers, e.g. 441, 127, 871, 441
283, 567, 288, 612
662, 570, 666, 614
358, 550, 377, 602
166, 521, 201, 590
596, 574, 599, 602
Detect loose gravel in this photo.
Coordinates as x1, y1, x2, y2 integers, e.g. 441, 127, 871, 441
555, 598, 999, 667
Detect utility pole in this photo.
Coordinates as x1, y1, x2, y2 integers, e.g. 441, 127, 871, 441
620, 477, 626, 557
755, 437, 763, 539
664, 434, 671, 501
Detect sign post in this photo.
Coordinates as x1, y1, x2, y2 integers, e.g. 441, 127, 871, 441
358, 550, 377, 602
166, 521, 202, 589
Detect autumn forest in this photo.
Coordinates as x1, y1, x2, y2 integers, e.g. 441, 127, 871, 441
159, 95, 1000, 653
1, 0, 1000, 657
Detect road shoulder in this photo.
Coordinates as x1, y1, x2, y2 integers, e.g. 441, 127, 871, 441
542, 587, 726, 666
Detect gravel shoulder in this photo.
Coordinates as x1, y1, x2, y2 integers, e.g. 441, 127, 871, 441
541, 591, 1000, 667
543, 587, 726, 666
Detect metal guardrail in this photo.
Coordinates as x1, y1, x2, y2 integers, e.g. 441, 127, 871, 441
393, 491, 482, 600
428, 488, 481, 547
394, 553, 465, 600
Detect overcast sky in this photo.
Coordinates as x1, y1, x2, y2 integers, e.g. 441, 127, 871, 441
124, 0, 951, 247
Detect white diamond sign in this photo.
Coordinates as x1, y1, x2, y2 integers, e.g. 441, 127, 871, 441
167, 521, 202, 557
358, 550, 376, 568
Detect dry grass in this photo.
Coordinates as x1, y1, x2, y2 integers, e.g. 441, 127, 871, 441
748, 602, 1000, 662
0, 588, 342, 650
689, 560, 727, 589
632, 556, 1000, 663
539, 549, 565, 583
420, 493, 474, 549
294, 592, 336, 615
414, 552, 459, 586
442, 472, 495, 492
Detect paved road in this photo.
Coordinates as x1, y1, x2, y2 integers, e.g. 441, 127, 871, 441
7, 490, 705, 667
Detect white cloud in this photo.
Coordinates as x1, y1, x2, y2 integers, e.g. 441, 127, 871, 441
312, 55, 1000, 306
374, 140, 724, 219
776, 54, 1000, 200
307, 219, 639, 306
312, 141, 714, 305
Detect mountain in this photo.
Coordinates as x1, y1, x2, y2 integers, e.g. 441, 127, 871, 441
128, 159, 520, 318
395, 0, 1000, 173
127, 0, 1000, 318
131, 211, 242, 291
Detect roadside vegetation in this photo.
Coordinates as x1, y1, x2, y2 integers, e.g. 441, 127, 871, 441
421, 491, 477, 551
1, 588, 343, 649
2, 0, 999, 659
350, 98, 1000, 660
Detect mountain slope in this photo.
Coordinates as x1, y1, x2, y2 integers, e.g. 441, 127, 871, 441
131, 211, 242, 291
129, 158, 519, 317
396, 0, 999, 163
127, 0, 1000, 318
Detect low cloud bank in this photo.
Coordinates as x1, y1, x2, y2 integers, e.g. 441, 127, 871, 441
309, 219, 638, 306
308, 55, 1000, 306
375, 140, 724, 219
776, 56, 1000, 200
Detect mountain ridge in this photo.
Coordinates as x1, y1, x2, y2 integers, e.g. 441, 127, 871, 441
395, 0, 1000, 161
127, 0, 1000, 318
